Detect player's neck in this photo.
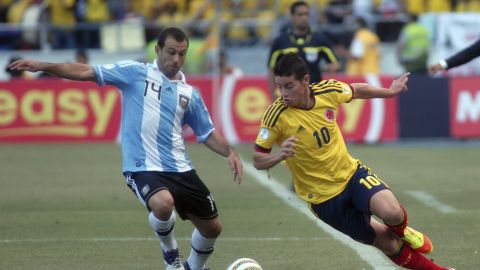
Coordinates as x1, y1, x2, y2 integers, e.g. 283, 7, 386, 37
293, 27, 310, 36
296, 95, 315, 110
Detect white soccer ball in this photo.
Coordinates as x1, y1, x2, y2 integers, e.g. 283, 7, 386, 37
227, 258, 263, 270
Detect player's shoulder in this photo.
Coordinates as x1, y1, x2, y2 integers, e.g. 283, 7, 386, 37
311, 80, 349, 95
116, 60, 146, 68
262, 98, 288, 128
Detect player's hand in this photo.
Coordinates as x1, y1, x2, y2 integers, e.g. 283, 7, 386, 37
389, 72, 409, 95
227, 150, 243, 184
280, 136, 298, 159
8, 59, 43, 72
428, 63, 445, 75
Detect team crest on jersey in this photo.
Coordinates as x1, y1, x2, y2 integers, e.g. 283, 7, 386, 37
179, 94, 189, 109
325, 108, 335, 121
259, 128, 270, 140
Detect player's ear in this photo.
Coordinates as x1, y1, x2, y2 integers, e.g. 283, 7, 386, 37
303, 74, 310, 85
155, 44, 161, 55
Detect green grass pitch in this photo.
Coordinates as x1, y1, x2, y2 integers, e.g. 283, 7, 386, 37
0, 142, 479, 269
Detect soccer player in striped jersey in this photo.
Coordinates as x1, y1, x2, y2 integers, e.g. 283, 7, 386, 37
253, 53, 455, 270
9, 27, 243, 270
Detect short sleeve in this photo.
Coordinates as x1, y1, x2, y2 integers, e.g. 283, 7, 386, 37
93, 60, 144, 90
183, 89, 214, 143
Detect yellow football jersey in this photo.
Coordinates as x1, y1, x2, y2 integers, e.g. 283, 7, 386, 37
255, 80, 359, 204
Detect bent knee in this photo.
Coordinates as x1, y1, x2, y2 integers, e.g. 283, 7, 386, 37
148, 190, 175, 217
202, 220, 223, 238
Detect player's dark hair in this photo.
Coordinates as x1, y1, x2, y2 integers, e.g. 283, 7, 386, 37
157, 27, 189, 48
290, 1, 309, 15
273, 53, 309, 81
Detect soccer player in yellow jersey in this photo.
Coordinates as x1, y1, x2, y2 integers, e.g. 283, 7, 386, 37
253, 53, 455, 270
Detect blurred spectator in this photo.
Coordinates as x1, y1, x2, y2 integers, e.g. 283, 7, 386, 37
0, 0, 14, 23
204, 48, 243, 76
5, 56, 32, 80
345, 17, 380, 75
324, 0, 351, 24
75, 49, 89, 64
218, 49, 243, 76
454, 0, 480, 12
45, 0, 76, 49
75, 0, 110, 48
396, 14, 430, 73
426, 0, 451, 12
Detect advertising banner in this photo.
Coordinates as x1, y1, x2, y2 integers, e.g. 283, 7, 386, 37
0, 80, 121, 142
450, 77, 480, 138
1, 75, 399, 143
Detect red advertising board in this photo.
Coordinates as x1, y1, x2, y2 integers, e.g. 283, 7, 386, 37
0, 80, 121, 142
0, 75, 398, 143
450, 77, 480, 138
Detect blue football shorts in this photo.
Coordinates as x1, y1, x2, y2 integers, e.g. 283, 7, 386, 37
308, 163, 390, 244
124, 170, 218, 220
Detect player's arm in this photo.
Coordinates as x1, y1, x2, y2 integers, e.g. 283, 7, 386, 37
8, 59, 96, 82
352, 72, 409, 99
253, 136, 297, 170
204, 130, 243, 184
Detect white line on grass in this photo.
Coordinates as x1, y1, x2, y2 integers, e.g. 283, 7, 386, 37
0, 237, 327, 244
243, 160, 396, 270
405, 190, 459, 213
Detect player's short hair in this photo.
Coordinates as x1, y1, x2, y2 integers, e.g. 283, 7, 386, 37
290, 1, 309, 15
157, 27, 189, 48
273, 53, 309, 81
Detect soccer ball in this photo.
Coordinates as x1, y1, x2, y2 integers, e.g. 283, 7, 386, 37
227, 258, 263, 270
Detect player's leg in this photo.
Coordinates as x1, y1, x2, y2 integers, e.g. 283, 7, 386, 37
370, 189, 433, 253
183, 215, 222, 270
148, 190, 184, 269
172, 170, 220, 270
125, 172, 183, 270
369, 218, 453, 270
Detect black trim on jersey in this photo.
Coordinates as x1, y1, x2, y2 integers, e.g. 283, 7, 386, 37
313, 89, 343, 95
263, 100, 287, 128
255, 144, 272, 153
269, 106, 288, 127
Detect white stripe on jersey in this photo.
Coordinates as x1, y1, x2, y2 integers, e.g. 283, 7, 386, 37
141, 71, 164, 171
173, 84, 193, 171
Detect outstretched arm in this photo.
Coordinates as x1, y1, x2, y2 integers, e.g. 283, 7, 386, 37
352, 72, 409, 99
9, 59, 96, 82
429, 39, 480, 74
204, 130, 243, 184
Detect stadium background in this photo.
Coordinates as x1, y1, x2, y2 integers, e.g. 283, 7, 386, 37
1, 1, 480, 269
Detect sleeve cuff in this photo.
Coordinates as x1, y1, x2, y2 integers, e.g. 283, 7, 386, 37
439, 60, 448, 69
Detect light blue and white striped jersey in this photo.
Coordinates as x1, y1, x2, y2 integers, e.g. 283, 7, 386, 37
94, 60, 214, 173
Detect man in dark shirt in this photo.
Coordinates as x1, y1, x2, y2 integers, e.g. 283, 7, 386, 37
267, 1, 339, 97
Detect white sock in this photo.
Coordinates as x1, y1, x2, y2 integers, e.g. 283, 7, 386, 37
148, 211, 178, 251
187, 229, 216, 270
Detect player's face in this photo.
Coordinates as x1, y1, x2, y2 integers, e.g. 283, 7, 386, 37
275, 74, 310, 108
292, 5, 310, 31
156, 36, 188, 79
